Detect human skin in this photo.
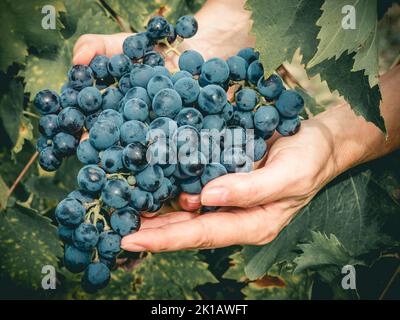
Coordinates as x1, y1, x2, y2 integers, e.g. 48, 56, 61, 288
73, 0, 400, 252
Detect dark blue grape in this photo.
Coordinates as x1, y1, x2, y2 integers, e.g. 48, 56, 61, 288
120, 120, 148, 146
174, 125, 199, 151
110, 207, 140, 236
198, 84, 227, 114
202, 114, 226, 131
96, 219, 105, 234
247, 60, 264, 85
153, 178, 173, 202
227, 56, 248, 81
161, 164, 176, 177
39, 146, 62, 171
95, 75, 116, 90
200, 163, 228, 185
147, 75, 173, 99
148, 117, 178, 142
53, 132, 78, 157
60, 88, 79, 108
77, 139, 100, 164
143, 51, 165, 67
175, 107, 203, 130
107, 54, 131, 78
223, 126, 247, 149
180, 177, 202, 194
246, 136, 267, 161
124, 86, 151, 106
201, 58, 230, 84
123, 98, 149, 122
221, 102, 234, 121
97, 109, 124, 128
81, 262, 110, 292
78, 87, 102, 114
36, 136, 52, 152
152, 88, 182, 118
276, 116, 301, 136
68, 189, 97, 204
146, 16, 170, 40
275, 90, 304, 117
179, 151, 207, 177
68, 65, 94, 90
84, 111, 101, 131
122, 142, 149, 172
235, 88, 258, 111
129, 64, 155, 88
231, 110, 254, 129
55, 198, 85, 227
97, 231, 121, 260
89, 120, 120, 150
257, 74, 285, 100
172, 164, 190, 180
237, 47, 259, 64
58, 224, 74, 243
64, 245, 92, 273
200, 131, 222, 163
101, 146, 124, 173
147, 139, 177, 166
34, 89, 61, 115
221, 147, 252, 173
254, 105, 280, 133
89, 55, 110, 79
171, 70, 192, 84
167, 23, 177, 43
123, 33, 151, 59
136, 165, 164, 192
77, 165, 106, 193
118, 73, 133, 94
148, 201, 163, 213
173, 77, 200, 105
175, 15, 198, 38
73, 223, 99, 251
178, 50, 204, 75
102, 178, 131, 209
153, 66, 171, 78
101, 87, 123, 111
57, 107, 85, 134
130, 188, 154, 211
39, 114, 59, 137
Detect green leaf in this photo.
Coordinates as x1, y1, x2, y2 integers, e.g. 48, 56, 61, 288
294, 231, 363, 274
21, 9, 119, 99
12, 116, 34, 154
0, 80, 24, 147
243, 153, 400, 280
0, 176, 9, 211
308, 52, 385, 133
308, 0, 377, 70
24, 176, 68, 201
54, 156, 82, 190
0, 207, 62, 289
295, 87, 325, 117
245, 0, 323, 74
0, 2, 28, 71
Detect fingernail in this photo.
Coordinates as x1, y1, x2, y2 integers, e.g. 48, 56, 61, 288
120, 241, 147, 252
201, 187, 229, 205
187, 195, 201, 204
73, 45, 90, 64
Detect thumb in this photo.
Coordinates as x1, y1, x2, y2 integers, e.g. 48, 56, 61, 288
201, 161, 288, 208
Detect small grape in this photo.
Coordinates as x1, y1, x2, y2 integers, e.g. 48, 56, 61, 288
175, 15, 198, 38
39, 114, 59, 138
97, 231, 121, 260
174, 77, 200, 105
257, 74, 285, 100
129, 64, 156, 88
89, 55, 110, 79
175, 107, 203, 131
55, 198, 85, 227
81, 262, 110, 293
235, 88, 259, 111
64, 245, 92, 274
147, 75, 173, 99
78, 87, 103, 114
110, 207, 140, 236
120, 120, 148, 146
143, 51, 165, 67
68, 65, 94, 90
34, 89, 61, 115
100, 146, 124, 173
77, 140, 100, 165
123, 98, 149, 122
130, 188, 154, 212
254, 105, 280, 133
152, 88, 182, 118
53, 132, 78, 157
136, 165, 164, 192
122, 142, 149, 172
107, 54, 131, 78
77, 165, 106, 193
198, 85, 227, 114
200, 163, 228, 186
275, 90, 304, 118
276, 116, 301, 136
101, 178, 131, 209
178, 50, 204, 75
227, 56, 248, 81
57, 107, 85, 134
89, 120, 120, 150
237, 47, 259, 64
201, 58, 230, 84
146, 16, 170, 40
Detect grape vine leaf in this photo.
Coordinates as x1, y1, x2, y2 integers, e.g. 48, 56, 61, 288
0, 80, 24, 148
95, 251, 217, 300
21, 9, 119, 100
243, 153, 400, 280
293, 231, 363, 274
24, 176, 68, 201
0, 176, 9, 211
12, 116, 34, 154
0, 206, 62, 289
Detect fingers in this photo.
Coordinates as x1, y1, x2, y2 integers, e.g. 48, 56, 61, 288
200, 158, 294, 208
73, 33, 132, 65
178, 193, 201, 211
141, 211, 198, 229
121, 206, 284, 252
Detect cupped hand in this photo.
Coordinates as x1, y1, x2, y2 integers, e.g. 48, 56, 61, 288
120, 116, 342, 252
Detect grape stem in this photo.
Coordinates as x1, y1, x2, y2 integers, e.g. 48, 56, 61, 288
22, 111, 41, 119
6, 151, 39, 199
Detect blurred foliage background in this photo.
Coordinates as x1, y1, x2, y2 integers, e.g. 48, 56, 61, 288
0, 0, 399, 300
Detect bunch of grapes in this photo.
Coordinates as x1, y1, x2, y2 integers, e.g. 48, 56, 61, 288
34, 14, 304, 292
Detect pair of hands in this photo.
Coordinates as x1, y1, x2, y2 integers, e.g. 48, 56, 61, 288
73, 30, 344, 253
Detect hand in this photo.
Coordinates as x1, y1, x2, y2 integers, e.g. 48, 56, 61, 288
120, 114, 343, 252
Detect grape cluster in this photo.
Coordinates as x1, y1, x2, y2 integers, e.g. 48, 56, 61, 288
34, 14, 303, 292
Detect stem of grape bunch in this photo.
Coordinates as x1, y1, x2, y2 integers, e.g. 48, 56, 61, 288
6, 151, 39, 199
